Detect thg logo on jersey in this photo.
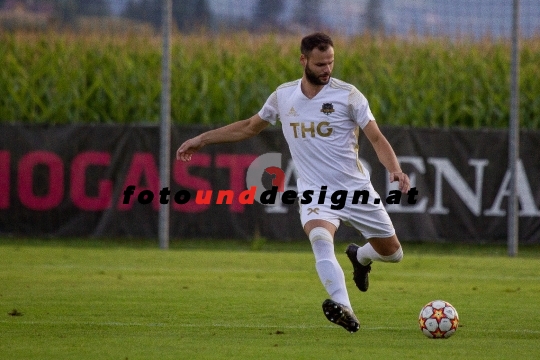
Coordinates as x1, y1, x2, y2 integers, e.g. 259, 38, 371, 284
289, 121, 333, 138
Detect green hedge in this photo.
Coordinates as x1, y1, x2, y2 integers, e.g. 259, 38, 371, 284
1, 32, 539, 128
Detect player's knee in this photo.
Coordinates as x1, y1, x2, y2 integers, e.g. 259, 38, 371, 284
308, 227, 333, 244
384, 246, 403, 263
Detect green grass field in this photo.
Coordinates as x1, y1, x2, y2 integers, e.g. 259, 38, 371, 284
1, 239, 539, 359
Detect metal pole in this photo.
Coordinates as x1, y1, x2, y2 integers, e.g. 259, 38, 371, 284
508, 0, 520, 257
159, 0, 172, 249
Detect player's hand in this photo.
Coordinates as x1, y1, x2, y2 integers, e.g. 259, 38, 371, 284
389, 171, 410, 193
176, 136, 203, 162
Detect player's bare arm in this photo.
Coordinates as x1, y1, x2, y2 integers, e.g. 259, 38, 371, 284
362, 120, 410, 193
176, 114, 269, 162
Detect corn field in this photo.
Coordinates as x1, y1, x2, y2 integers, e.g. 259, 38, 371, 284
1, 31, 539, 128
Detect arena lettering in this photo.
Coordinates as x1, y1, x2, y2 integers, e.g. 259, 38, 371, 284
384, 156, 540, 217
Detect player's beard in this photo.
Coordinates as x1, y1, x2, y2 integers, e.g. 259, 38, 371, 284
304, 63, 331, 86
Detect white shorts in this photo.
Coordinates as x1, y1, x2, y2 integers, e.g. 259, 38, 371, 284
298, 184, 395, 239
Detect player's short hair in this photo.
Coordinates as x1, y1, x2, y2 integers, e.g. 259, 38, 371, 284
300, 32, 334, 56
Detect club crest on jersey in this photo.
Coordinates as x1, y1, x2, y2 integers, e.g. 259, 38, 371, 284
320, 103, 335, 115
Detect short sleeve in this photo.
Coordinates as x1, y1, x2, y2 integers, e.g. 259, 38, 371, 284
258, 91, 279, 125
348, 87, 375, 129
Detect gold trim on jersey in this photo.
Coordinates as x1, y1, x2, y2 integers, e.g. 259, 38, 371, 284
353, 126, 364, 175
329, 78, 354, 91
277, 79, 300, 91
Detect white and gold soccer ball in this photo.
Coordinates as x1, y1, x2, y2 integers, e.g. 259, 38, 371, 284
418, 300, 459, 339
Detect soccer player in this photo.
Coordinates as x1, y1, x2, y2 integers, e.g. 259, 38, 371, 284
176, 32, 410, 333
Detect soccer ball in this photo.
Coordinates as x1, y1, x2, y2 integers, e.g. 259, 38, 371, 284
418, 300, 459, 339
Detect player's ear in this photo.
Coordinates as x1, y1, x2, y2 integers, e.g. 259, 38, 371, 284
300, 54, 307, 67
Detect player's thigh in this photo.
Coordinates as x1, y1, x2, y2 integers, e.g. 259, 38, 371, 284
346, 190, 396, 242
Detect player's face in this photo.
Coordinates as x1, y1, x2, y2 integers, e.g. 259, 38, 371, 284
303, 47, 334, 86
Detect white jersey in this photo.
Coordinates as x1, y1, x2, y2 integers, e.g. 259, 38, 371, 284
258, 77, 375, 194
